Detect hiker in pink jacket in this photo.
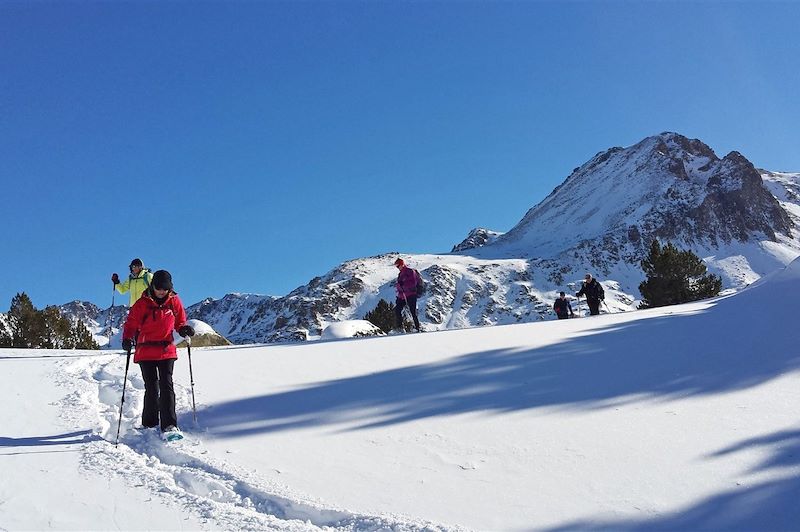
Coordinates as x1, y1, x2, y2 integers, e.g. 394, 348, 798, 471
394, 258, 421, 332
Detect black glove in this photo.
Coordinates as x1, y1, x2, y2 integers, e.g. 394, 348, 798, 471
122, 338, 133, 352
178, 325, 195, 337
112, 273, 120, 285
575, 292, 580, 298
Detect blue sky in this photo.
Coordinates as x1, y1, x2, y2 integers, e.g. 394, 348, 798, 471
1, 1, 798, 310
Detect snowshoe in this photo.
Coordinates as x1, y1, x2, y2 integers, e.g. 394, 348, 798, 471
161, 426, 184, 442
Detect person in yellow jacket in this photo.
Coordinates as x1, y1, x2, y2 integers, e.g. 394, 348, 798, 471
112, 258, 154, 307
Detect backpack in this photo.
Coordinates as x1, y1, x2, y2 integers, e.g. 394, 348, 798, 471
130, 268, 151, 287
414, 269, 426, 296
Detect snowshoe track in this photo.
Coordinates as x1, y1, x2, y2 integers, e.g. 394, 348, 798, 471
55, 353, 452, 532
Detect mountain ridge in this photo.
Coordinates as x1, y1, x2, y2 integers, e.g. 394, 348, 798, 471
54, 132, 800, 345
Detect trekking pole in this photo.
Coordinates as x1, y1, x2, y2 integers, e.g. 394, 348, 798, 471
400, 293, 411, 331
401, 291, 420, 332
186, 336, 198, 425
114, 346, 132, 447
602, 300, 612, 313
106, 286, 116, 349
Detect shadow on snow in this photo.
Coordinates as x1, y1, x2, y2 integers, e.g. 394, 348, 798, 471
196, 301, 798, 437
546, 428, 800, 531
0, 429, 98, 455
191, 280, 800, 529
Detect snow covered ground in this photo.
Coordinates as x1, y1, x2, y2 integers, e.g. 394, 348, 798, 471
2, 259, 799, 531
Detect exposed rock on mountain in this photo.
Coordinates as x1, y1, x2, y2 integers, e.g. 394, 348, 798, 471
59, 300, 128, 346
186, 294, 280, 343
451, 228, 503, 252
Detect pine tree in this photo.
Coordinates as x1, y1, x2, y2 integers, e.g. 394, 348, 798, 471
9, 293, 45, 348
70, 319, 99, 349
364, 298, 410, 333
0, 319, 11, 348
41, 306, 65, 348
638, 240, 722, 309
5, 293, 99, 349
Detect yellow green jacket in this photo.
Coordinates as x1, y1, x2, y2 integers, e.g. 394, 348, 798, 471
115, 268, 154, 307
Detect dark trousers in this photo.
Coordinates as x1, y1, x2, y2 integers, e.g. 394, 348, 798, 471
139, 359, 177, 430
395, 296, 420, 331
557, 314, 570, 320
587, 299, 601, 316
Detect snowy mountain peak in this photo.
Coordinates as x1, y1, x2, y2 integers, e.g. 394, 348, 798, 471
492, 132, 793, 261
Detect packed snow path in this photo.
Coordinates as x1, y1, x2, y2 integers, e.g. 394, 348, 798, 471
52, 352, 454, 532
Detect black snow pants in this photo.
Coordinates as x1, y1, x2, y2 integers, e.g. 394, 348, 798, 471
139, 359, 177, 430
395, 296, 420, 331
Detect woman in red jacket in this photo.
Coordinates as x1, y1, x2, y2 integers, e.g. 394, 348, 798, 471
122, 270, 194, 434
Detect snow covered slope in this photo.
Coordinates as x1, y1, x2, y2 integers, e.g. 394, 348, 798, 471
762, 169, 800, 222
471, 132, 799, 293
187, 253, 548, 342
3, 258, 799, 530
495, 133, 792, 256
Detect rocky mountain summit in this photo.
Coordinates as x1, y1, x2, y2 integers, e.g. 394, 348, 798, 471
59, 133, 800, 345
486, 133, 793, 265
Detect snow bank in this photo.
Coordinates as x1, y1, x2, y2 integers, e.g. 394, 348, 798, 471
320, 320, 384, 340
186, 318, 216, 336
174, 319, 231, 347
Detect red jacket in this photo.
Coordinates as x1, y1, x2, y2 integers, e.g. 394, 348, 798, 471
123, 290, 187, 363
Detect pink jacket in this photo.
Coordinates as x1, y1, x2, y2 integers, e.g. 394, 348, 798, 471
396, 266, 419, 299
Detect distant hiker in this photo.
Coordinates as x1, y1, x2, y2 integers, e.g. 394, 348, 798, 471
394, 258, 421, 332
121, 270, 194, 434
112, 258, 154, 307
576, 273, 605, 316
553, 292, 575, 319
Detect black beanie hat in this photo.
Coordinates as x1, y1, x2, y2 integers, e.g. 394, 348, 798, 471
152, 270, 173, 291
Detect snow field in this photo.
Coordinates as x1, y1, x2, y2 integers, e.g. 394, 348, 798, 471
2, 257, 800, 530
